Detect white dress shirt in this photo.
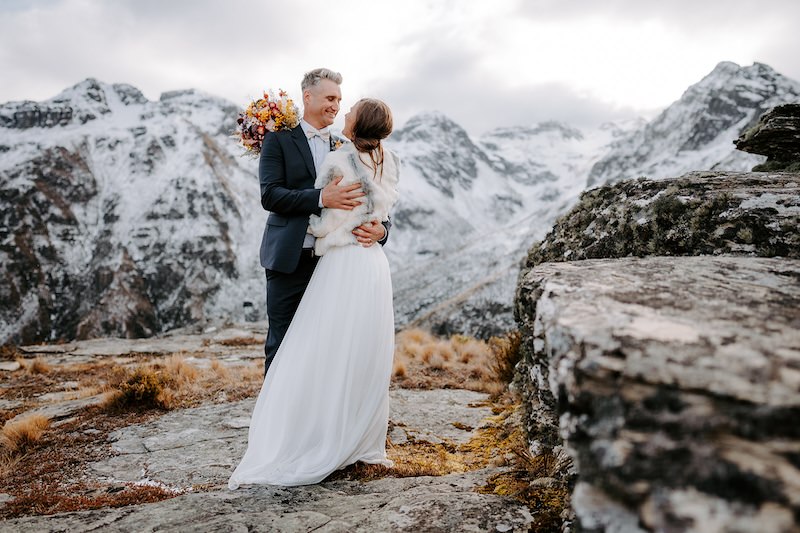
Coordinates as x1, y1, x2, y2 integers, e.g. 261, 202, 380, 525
300, 119, 331, 249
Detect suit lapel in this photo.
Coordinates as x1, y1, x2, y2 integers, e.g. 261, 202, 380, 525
290, 125, 316, 179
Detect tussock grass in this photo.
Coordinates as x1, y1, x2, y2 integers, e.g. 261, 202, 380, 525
163, 354, 200, 385
392, 360, 406, 378
216, 336, 262, 347
1, 414, 51, 454
0, 451, 21, 479
100, 357, 264, 412
393, 328, 521, 395
210, 358, 230, 379
102, 366, 174, 411
0, 345, 20, 361
487, 331, 522, 384
28, 357, 52, 375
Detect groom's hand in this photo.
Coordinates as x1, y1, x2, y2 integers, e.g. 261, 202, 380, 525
353, 220, 386, 247
321, 176, 364, 210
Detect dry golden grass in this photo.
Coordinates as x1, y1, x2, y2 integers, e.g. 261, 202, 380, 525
0, 345, 20, 361
487, 331, 523, 385
102, 366, 174, 411
1, 414, 50, 453
0, 351, 268, 519
392, 360, 406, 378
0, 450, 21, 478
332, 398, 570, 533
163, 354, 200, 385
333, 397, 523, 483
216, 336, 262, 347
210, 358, 230, 379
101, 357, 264, 412
392, 328, 521, 395
28, 357, 52, 375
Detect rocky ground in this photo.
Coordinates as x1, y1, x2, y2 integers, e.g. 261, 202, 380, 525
0, 324, 546, 532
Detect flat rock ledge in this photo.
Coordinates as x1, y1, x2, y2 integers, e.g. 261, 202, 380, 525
1, 389, 534, 532
514, 255, 800, 532
0, 470, 531, 533
87, 389, 494, 489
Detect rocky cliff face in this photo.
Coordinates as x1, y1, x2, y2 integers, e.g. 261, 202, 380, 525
0, 79, 263, 345
514, 171, 800, 531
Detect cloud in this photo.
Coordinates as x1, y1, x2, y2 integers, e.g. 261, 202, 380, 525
0, 0, 797, 135
514, 0, 800, 30
367, 41, 641, 133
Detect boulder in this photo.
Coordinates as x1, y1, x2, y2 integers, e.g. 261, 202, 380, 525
514, 255, 800, 532
735, 103, 800, 172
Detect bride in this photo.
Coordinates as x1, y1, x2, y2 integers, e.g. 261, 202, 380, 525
229, 98, 400, 488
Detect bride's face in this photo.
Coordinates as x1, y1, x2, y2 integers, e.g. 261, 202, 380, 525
342, 102, 360, 140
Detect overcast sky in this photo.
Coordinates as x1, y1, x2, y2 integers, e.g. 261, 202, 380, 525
1, 0, 798, 134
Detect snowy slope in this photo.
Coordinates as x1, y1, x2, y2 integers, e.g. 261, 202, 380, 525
0, 79, 265, 344
587, 62, 800, 186
384, 115, 629, 335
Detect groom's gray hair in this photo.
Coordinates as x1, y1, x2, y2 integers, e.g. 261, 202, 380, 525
301, 68, 343, 92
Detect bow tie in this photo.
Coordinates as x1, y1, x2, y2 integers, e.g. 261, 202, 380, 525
305, 127, 330, 142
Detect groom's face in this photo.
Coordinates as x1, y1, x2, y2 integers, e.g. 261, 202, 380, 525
303, 79, 341, 129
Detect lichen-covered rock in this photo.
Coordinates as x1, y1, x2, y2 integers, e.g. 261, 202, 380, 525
515, 256, 800, 532
735, 103, 800, 172
521, 172, 800, 273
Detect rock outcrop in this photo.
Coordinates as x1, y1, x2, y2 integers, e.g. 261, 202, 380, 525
515, 256, 800, 532
514, 172, 800, 531
735, 103, 800, 172
523, 172, 800, 269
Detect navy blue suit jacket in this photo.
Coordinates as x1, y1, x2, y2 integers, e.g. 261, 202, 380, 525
258, 125, 390, 273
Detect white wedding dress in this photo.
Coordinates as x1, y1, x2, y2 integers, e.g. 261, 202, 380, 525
229, 144, 400, 488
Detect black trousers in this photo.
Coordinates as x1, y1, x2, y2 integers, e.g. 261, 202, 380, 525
263, 252, 319, 375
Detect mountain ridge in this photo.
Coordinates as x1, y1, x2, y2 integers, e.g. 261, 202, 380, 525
1, 61, 797, 345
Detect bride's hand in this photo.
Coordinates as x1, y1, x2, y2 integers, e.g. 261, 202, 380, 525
321, 176, 364, 210
352, 220, 385, 247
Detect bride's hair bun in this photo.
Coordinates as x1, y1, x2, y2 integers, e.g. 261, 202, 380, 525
352, 98, 393, 178
352, 99, 392, 151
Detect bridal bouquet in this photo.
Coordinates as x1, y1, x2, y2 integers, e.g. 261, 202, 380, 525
235, 89, 300, 156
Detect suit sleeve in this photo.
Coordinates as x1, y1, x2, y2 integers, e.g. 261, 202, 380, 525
259, 133, 322, 215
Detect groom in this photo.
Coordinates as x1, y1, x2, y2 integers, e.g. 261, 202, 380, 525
259, 68, 390, 374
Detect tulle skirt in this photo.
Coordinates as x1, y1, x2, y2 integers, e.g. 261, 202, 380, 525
229, 244, 394, 488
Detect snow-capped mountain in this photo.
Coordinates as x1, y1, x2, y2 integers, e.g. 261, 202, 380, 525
0, 79, 266, 344
587, 62, 800, 186
1, 61, 797, 346
384, 115, 628, 335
